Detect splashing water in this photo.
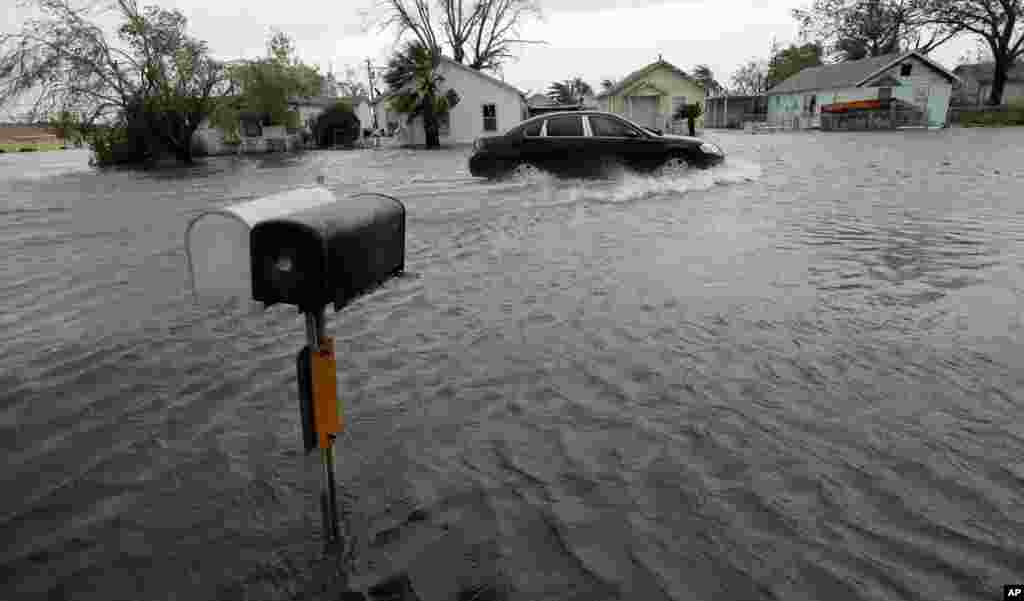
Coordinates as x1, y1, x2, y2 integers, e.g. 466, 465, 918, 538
505, 158, 764, 209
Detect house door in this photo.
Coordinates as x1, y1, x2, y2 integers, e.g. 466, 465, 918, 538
630, 96, 658, 128
914, 85, 930, 126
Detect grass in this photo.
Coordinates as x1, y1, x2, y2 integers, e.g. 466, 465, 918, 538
960, 101, 1024, 127
0, 142, 67, 153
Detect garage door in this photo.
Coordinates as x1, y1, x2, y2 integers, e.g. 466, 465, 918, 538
629, 96, 658, 128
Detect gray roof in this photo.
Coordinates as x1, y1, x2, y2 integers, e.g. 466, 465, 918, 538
440, 57, 526, 99
767, 51, 957, 95
953, 61, 1024, 84
768, 53, 901, 94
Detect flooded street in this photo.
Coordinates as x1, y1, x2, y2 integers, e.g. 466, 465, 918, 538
2, 128, 1023, 601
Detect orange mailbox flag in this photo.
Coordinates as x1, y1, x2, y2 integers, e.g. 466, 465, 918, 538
311, 336, 342, 448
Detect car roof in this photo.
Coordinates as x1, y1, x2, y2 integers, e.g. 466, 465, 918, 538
516, 111, 634, 129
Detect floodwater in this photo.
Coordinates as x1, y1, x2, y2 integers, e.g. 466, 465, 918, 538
2, 129, 1023, 601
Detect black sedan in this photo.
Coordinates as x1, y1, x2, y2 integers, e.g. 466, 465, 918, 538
468, 111, 725, 179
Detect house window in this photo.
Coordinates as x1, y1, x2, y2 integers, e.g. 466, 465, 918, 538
482, 104, 498, 131
900, 63, 913, 77
438, 112, 450, 136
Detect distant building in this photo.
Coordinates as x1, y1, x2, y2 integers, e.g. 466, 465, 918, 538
766, 50, 959, 130
0, 125, 62, 145
527, 93, 553, 108
595, 58, 706, 130
704, 95, 767, 128
952, 61, 1024, 106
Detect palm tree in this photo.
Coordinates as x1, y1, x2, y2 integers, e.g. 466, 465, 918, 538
693, 64, 723, 96
547, 77, 593, 104
384, 42, 460, 149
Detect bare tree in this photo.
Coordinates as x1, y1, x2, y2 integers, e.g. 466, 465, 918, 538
374, 0, 543, 72
730, 59, 770, 95
793, 0, 961, 61
928, 0, 1024, 105
464, 0, 543, 70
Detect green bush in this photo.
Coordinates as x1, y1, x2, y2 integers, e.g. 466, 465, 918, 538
19, 146, 39, 152
313, 103, 360, 148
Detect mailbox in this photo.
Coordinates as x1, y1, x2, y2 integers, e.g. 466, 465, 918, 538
185, 187, 406, 312
250, 193, 406, 312
185, 186, 339, 303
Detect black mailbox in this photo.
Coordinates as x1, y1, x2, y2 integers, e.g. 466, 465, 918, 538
250, 193, 406, 312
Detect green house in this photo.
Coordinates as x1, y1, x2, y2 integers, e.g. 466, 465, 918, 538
596, 58, 706, 131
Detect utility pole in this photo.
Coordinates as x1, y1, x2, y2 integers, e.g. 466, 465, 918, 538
366, 58, 379, 131
366, 58, 376, 103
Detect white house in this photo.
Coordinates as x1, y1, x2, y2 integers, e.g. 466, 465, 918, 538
394, 57, 529, 145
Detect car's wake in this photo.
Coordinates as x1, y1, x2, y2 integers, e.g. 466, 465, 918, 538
498, 158, 763, 208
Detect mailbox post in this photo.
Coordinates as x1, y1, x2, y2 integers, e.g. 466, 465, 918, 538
185, 186, 406, 552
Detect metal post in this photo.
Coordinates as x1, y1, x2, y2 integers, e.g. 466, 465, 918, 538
305, 307, 342, 551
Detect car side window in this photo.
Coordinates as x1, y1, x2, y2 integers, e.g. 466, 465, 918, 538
588, 116, 638, 138
544, 115, 584, 137
522, 120, 542, 137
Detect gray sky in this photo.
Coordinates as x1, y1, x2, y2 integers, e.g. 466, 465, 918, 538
4, 0, 979, 118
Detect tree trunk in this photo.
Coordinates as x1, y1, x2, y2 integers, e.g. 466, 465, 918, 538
422, 93, 440, 149
988, 58, 1009, 106
688, 116, 696, 136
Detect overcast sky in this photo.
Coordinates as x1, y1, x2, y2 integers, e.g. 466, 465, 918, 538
4, 0, 980, 118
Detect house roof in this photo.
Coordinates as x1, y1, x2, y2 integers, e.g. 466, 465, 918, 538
596, 59, 698, 99
375, 57, 526, 105
439, 57, 526, 100
768, 51, 959, 95
953, 61, 1024, 84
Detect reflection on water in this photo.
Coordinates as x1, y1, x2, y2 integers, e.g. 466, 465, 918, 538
2, 132, 1024, 601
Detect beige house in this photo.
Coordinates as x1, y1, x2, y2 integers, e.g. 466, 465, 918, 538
595, 58, 706, 131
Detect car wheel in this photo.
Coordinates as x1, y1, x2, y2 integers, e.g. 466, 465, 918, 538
508, 162, 543, 180
657, 156, 690, 177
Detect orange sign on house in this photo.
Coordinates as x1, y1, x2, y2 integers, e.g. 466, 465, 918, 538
821, 99, 885, 113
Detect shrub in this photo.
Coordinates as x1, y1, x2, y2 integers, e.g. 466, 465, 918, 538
313, 103, 360, 148
19, 146, 38, 152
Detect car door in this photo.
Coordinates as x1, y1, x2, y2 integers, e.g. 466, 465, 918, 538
586, 114, 664, 172
517, 118, 547, 168
535, 114, 589, 176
